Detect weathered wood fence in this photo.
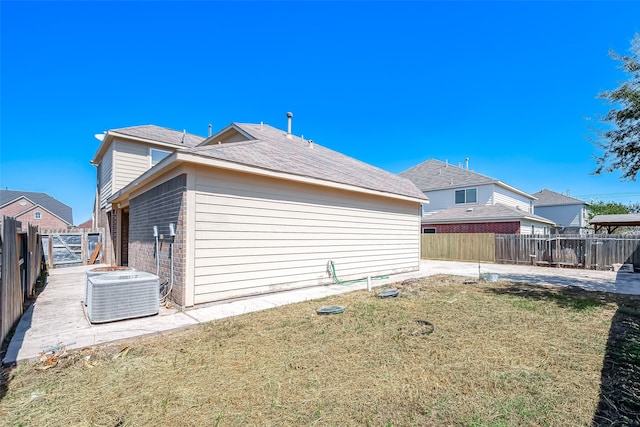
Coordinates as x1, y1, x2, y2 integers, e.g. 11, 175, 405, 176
495, 234, 640, 270
40, 228, 104, 269
422, 233, 640, 271
421, 233, 495, 262
1, 217, 45, 346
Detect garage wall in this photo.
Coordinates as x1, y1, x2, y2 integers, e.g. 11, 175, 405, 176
193, 169, 420, 304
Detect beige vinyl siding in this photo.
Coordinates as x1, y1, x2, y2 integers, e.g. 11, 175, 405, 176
113, 140, 150, 192
99, 145, 114, 209
193, 169, 420, 304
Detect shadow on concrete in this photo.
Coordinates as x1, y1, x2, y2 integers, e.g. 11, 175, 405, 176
494, 269, 639, 295
485, 282, 640, 426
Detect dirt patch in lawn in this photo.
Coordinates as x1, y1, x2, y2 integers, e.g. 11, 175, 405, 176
1, 275, 639, 426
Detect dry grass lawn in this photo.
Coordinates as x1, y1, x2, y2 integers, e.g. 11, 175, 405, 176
1, 275, 638, 426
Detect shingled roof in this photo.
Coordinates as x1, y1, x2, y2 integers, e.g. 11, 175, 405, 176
0, 190, 73, 225
532, 189, 588, 206
399, 158, 501, 191
422, 204, 555, 225
109, 125, 205, 148
183, 123, 427, 201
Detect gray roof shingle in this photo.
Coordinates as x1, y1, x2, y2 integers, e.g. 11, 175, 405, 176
183, 123, 427, 201
399, 158, 499, 191
110, 125, 205, 148
532, 189, 587, 206
0, 190, 73, 225
422, 204, 555, 225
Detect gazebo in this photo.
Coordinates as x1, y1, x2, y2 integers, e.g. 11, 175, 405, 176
589, 214, 640, 234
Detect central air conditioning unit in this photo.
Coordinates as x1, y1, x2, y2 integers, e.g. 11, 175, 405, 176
86, 271, 159, 323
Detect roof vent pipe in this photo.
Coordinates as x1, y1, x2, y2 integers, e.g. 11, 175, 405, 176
208, 124, 212, 137
466, 157, 469, 170
286, 112, 293, 138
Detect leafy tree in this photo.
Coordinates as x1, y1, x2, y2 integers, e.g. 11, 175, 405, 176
588, 200, 629, 220
593, 33, 640, 180
627, 202, 640, 213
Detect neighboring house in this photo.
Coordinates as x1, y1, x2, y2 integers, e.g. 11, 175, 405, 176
399, 158, 555, 234
76, 218, 94, 229
0, 190, 73, 229
531, 189, 591, 234
92, 117, 427, 307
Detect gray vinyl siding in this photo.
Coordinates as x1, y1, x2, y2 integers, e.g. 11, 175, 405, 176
535, 205, 584, 228
113, 140, 149, 192
492, 185, 532, 212
192, 169, 420, 304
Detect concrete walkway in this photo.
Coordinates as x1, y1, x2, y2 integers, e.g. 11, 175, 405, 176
4, 260, 639, 365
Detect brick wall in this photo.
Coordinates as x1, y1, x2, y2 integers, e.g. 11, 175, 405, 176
1, 200, 70, 229
13, 209, 69, 229
128, 174, 187, 307
0, 199, 35, 217
423, 221, 521, 234
122, 211, 129, 265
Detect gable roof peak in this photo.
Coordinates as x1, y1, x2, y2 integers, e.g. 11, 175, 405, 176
182, 121, 427, 201
399, 158, 498, 191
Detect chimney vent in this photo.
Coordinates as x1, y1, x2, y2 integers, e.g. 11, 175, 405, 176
286, 112, 293, 138
465, 157, 469, 170
208, 124, 212, 137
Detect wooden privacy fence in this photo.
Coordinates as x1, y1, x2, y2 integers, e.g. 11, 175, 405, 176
421, 232, 640, 271
40, 228, 104, 269
421, 233, 496, 263
1, 217, 45, 346
495, 234, 640, 270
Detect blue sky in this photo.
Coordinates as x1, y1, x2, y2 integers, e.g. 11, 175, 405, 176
1, 1, 639, 225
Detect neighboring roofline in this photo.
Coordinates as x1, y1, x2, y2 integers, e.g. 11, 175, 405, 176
7, 203, 73, 226
424, 180, 536, 200
403, 159, 536, 200
532, 189, 589, 207
108, 150, 428, 207
422, 214, 556, 226
0, 195, 28, 209
534, 200, 587, 207
0, 195, 73, 226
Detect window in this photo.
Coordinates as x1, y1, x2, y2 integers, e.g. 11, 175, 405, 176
422, 227, 436, 234
35, 211, 41, 219
455, 188, 477, 204
150, 148, 171, 166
